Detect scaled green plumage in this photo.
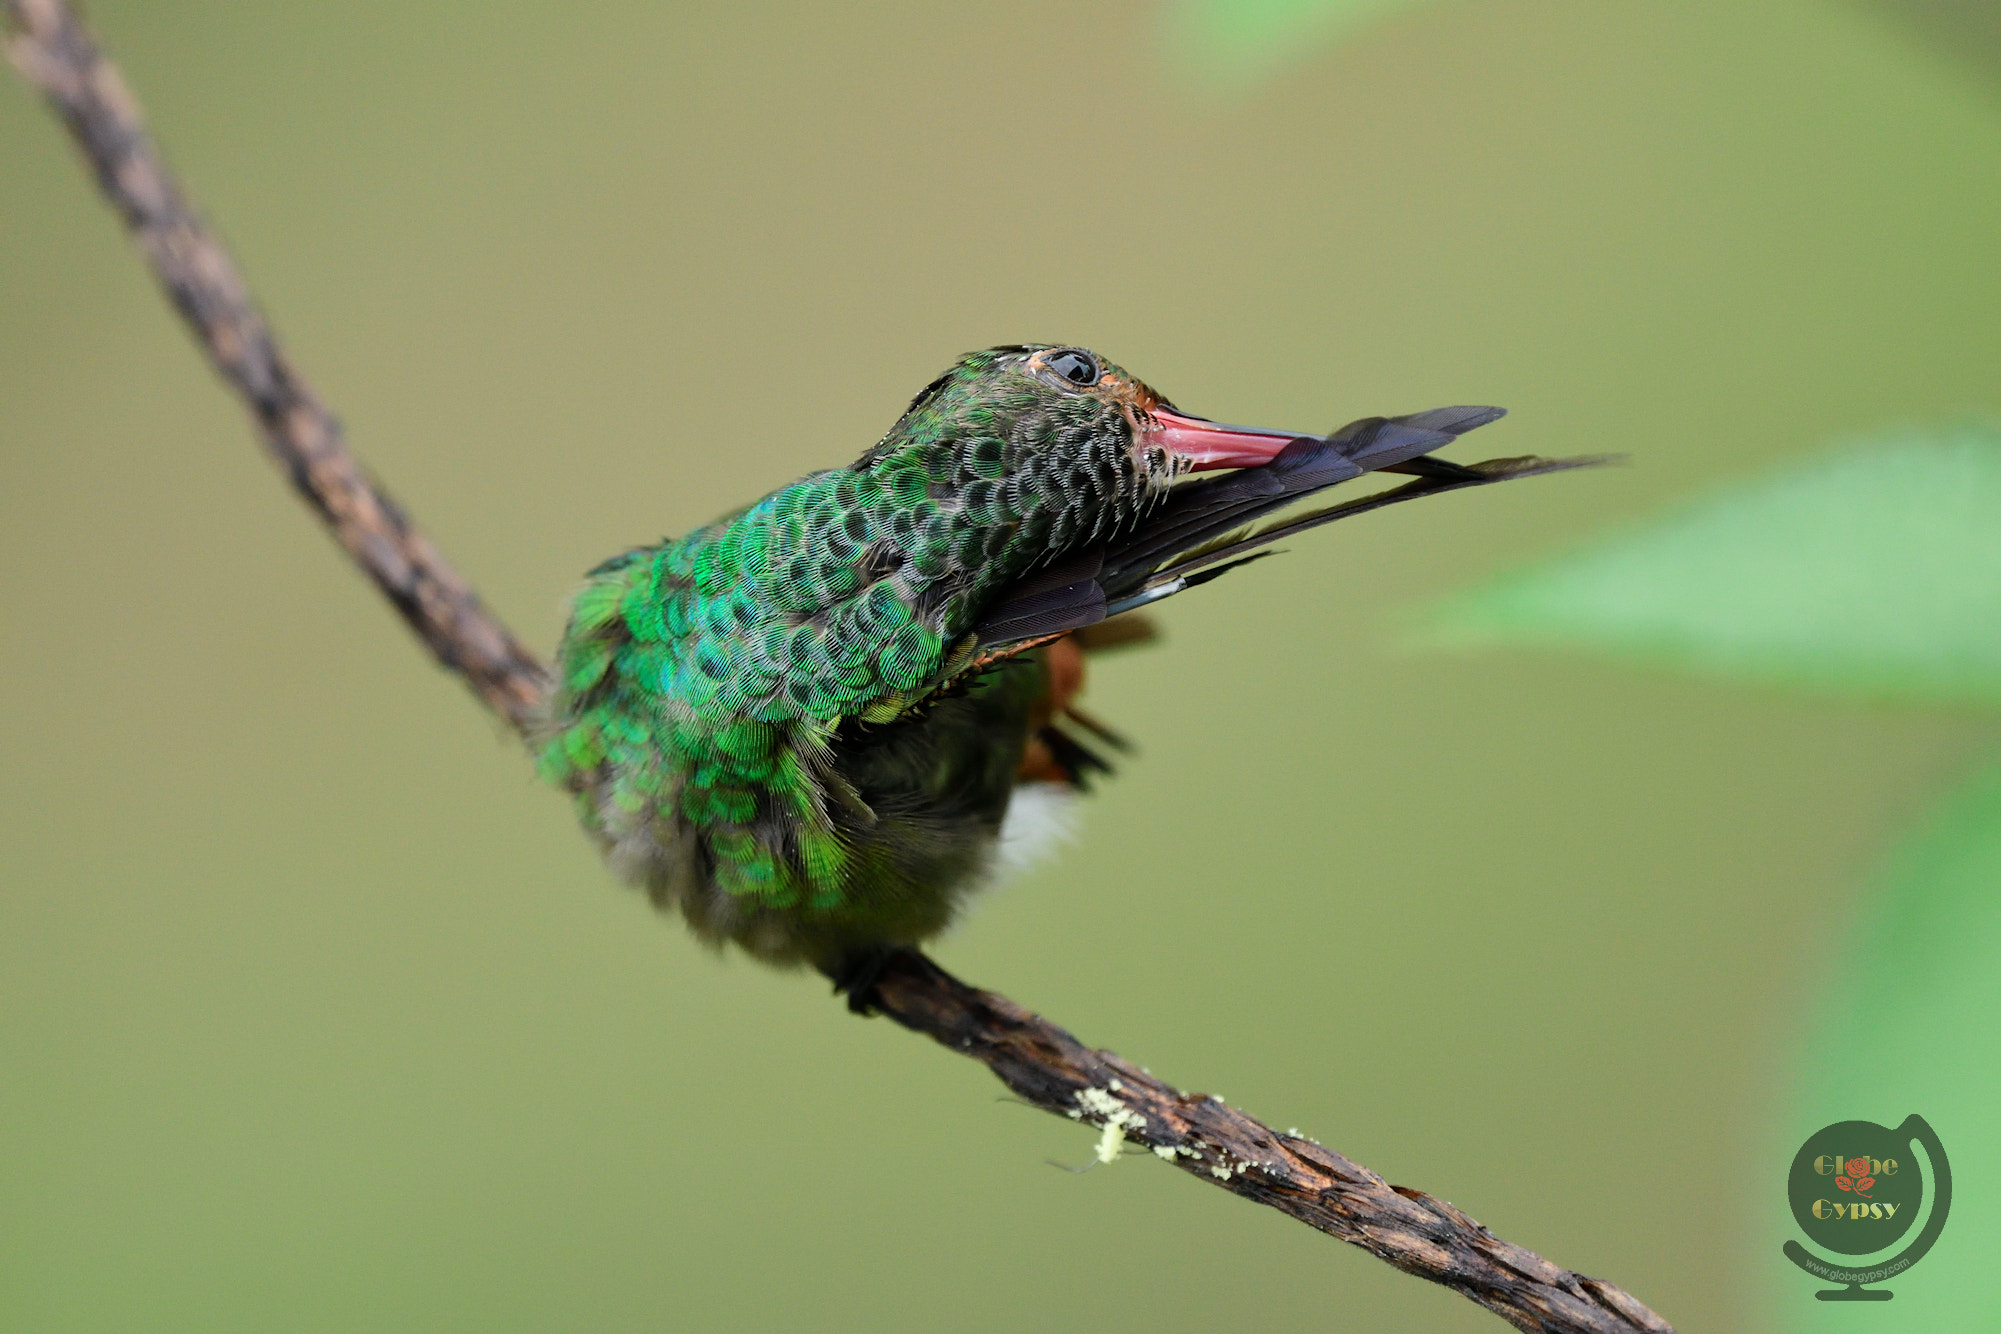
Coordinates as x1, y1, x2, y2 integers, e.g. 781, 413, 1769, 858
539, 347, 1172, 969
540, 344, 1580, 983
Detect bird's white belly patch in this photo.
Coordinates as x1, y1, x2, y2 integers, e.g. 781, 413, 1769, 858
991, 780, 1083, 882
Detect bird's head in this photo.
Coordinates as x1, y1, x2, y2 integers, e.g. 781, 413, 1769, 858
855, 345, 1306, 505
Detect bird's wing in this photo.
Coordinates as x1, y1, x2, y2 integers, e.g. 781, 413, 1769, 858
968, 406, 1601, 658
966, 549, 1107, 647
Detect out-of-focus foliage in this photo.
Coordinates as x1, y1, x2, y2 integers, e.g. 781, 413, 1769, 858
1433, 425, 2001, 707
1432, 415, 2001, 1320
1865, 0, 2001, 87
1778, 760, 2001, 1328
1163, 0, 1426, 82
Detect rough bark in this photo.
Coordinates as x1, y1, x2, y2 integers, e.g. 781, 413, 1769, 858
5, 0, 549, 731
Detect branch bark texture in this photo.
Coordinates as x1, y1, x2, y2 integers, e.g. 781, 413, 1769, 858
5, 3, 1673, 1330
5, 0, 549, 731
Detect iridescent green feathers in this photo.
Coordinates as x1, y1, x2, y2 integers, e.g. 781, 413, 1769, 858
540, 343, 1573, 971
538, 347, 1170, 932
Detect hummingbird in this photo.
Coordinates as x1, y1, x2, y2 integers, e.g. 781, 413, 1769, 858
539, 345, 1584, 1007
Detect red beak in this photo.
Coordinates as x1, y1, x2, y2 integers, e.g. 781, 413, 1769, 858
1143, 406, 1308, 471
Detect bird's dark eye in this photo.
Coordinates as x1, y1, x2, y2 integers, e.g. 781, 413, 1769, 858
1047, 350, 1099, 386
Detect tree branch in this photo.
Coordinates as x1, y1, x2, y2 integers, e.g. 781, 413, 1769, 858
5, 0, 549, 732
872, 952, 1673, 1333
4, 4, 1672, 1330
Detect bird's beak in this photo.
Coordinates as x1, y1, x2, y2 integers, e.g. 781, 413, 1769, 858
1143, 406, 1307, 471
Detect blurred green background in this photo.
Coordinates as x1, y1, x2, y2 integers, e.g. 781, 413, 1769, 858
4, 1, 1998, 1329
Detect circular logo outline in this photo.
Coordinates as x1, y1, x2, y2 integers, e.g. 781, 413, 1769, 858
1782, 1113, 1951, 1301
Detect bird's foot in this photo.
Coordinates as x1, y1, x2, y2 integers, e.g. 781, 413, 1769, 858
822, 946, 917, 1017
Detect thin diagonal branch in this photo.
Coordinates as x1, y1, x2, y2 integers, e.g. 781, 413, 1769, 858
5, 0, 549, 731
872, 952, 1673, 1333
4, 4, 1673, 1330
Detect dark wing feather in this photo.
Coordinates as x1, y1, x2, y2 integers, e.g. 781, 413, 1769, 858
1097, 412, 1471, 593
1108, 453, 1602, 615
968, 549, 1108, 645
970, 405, 1601, 656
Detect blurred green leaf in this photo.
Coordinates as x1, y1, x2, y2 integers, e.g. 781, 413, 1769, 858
1162, 0, 1425, 84
1776, 759, 2001, 1325
1861, 0, 2001, 91
1432, 424, 2001, 706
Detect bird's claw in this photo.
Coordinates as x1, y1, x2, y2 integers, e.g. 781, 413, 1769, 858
823, 946, 912, 1017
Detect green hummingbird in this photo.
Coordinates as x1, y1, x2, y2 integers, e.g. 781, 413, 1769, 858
539, 345, 1582, 1005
